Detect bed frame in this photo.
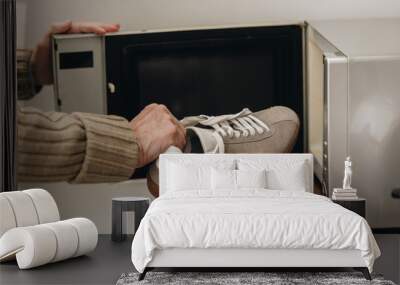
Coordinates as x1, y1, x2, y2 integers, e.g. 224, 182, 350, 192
140, 248, 370, 280
139, 154, 371, 281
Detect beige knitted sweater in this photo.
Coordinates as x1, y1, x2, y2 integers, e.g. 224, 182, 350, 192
17, 50, 139, 183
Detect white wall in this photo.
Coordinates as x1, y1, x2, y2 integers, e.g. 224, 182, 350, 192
16, 0, 400, 234
18, 0, 400, 49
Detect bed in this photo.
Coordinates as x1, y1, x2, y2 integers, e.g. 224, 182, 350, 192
131, 154, 380, 280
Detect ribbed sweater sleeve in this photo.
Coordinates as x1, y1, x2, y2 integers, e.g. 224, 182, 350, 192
17, 106, 139, 183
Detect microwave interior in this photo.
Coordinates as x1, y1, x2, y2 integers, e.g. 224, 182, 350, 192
105, 27, 303, 136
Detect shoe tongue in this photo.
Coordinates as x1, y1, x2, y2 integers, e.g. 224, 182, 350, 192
186, 127, 223, 153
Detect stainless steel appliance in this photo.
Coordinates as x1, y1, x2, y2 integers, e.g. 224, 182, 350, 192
52, 19, 400, 229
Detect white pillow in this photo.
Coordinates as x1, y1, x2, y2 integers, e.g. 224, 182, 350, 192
211, 168, 236, 190
166, 160, 235, 192
167, 163, 210, 191
211, 169, 267, 190
266, 162, 307, 191
236, 169, 267, 189
238, 159, 309, 191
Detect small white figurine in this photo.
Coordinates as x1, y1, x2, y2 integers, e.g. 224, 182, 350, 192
342, 156, 353, 190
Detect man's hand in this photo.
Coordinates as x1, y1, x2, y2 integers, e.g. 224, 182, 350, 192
31, 21, 120, 86
130, 104, 186, 167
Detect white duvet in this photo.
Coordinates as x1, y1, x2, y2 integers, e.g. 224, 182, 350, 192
131, 190, 380, 273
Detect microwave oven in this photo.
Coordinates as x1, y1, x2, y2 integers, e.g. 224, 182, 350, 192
52, 19, 400, 230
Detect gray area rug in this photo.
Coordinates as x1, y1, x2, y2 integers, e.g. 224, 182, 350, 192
116, 272, 396, 285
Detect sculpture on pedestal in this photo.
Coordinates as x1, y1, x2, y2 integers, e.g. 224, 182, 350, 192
342, 156, 353, 190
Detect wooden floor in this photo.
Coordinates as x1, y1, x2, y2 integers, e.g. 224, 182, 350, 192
0, 235, 133, 285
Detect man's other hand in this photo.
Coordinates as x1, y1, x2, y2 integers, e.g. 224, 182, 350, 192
130, 104, 186, 167
31, 21, 120, 86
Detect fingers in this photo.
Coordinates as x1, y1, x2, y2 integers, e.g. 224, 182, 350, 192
75, 22, 120, 35
174, 122, 186, 150
49, 20, 73, 35
163, 111, 186, 150
77, 24, 107, 35
162, 122, 185, 153
157, 104, 186, 149
131, 103, 159, 125
154, 104, 185, 140
174, 126, 186, 149
49, 21, 120, 36
99, 23, 120, 33
154, 104, 184, 131
129, 103, 187, 166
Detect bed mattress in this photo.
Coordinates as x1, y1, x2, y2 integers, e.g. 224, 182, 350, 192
131, 190, 380, 273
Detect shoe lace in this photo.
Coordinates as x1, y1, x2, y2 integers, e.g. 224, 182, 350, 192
199, 108, 270, 139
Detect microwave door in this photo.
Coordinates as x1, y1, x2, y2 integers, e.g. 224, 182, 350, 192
323, 54, 348, 197
306, 25, 348, 195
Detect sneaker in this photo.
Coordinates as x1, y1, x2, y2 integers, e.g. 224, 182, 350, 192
147, 106, 300, 197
